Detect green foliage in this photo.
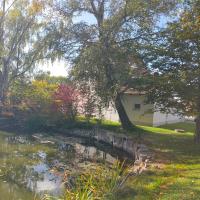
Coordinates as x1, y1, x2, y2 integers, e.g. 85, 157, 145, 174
47, 0, 178, 129
10, 80, 58, 114
10, 80, 31, 106
67, 0, 177, 101
35, 71, 69, 84
57, 116, 122, 133
29, 80, 58, 112
0, 0, 46, 104
146, 0, 200, 117
144, 0, 200, 141
42, 161, 128, 200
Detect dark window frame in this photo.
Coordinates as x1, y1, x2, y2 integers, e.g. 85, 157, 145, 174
134, 104, 141, 110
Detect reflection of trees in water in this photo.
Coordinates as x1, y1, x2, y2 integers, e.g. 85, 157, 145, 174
0, 181, 35, 200
0, 134, 131, 199
26, 165, 44, 192
74, 142, 117, 164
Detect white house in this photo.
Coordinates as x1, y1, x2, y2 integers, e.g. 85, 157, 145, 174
103, 89, 185, 127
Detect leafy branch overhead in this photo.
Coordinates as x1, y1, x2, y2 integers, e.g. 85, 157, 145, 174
45, 0, 178, 130
145, 0, 200, 142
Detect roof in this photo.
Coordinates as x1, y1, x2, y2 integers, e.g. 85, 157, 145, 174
122, 88, 146, 95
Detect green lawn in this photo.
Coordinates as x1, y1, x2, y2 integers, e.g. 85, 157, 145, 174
115, 122, 200, 200
159, 121, 196, 133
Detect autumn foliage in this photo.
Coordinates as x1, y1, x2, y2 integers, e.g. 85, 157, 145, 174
9, 79, 98, 123
53, 84, 80, 119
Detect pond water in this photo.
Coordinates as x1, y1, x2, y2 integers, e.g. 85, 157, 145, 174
0, 131, 132, 200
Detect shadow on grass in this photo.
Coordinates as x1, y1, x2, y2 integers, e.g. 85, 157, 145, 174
158, 181, 200, 200
131, 125, 200, 165
123, 164, 200, 200
114, 186, 137, 200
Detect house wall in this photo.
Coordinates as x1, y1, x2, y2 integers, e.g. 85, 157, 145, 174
121, 94, 154, 126
102, 105, 119, 122
153, 111, 185, 126
102, 94, 185, 127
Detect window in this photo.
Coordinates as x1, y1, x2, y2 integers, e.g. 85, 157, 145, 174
134, 104, 141, 110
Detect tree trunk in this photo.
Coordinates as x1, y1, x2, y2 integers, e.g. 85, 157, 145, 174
115, 93, 135, 131
194, 116, 200, 143
0, 0, 7, 112
0, 83, 7, 105
0, 61, 9, 108
0, 81, 7, 113
0, 83, 5, 114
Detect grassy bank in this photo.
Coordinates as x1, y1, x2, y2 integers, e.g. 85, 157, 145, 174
1, 115, 199, 199
39, 121, 199, 200
115, 122, 200, 200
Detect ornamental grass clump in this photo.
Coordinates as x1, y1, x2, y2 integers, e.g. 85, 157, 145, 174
42, 161, 131, 200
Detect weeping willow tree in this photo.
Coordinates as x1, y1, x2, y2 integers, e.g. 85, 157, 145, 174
46, 0, 179, 130
0, 0, 46, 107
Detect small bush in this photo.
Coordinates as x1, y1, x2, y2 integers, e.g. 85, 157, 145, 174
53, 84, 80, 120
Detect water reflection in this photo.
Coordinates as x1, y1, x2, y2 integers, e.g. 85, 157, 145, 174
0, 181, 35, 200
75, 143, 117, 163
26, 163, 64, 196
0, 133, 132, 200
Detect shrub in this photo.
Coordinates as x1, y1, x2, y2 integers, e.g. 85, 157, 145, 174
10, 80, 58, 115
53, 84, 80, 120
78, 85, 97, 121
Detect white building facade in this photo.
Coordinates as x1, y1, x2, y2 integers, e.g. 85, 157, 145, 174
102, 91, 185, 127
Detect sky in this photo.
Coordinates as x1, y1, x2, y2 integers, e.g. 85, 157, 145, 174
38, 6, 177, 77
38, 60, 69, 77
38, 13, 96, 77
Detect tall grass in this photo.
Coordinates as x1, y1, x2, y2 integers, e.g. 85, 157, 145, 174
42, 161, 131, 200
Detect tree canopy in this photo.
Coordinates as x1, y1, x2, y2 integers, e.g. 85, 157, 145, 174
0, 0, 46, 106
46, 0, 178, 130
146, 0, 200, 142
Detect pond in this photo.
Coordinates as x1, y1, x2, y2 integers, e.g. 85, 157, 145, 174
0, 131, 132, 200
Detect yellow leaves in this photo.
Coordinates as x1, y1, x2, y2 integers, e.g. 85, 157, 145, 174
0, 10, 3, 17
32, 80, 58, 95
8, 9, 21, 20
28, 0, 44, 16
4, 0, 44, 21
177, 10, 200, 40
195, 15, 200, 28
179, 5, 200, 36
25, 80, 58, 113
